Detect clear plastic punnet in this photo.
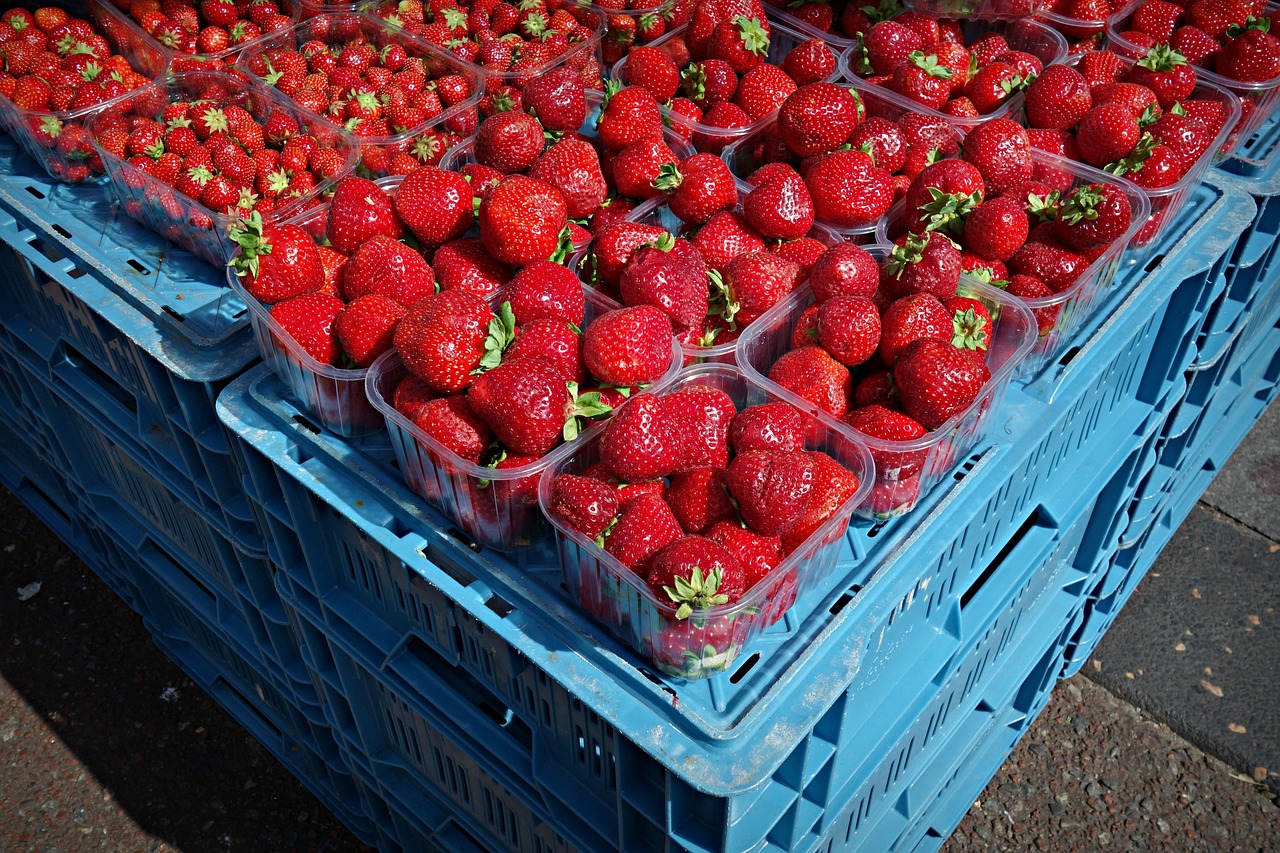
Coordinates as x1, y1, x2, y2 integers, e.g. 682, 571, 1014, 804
366, 292, 682, 553
538, 361, 875, 680
1106, 0, 1280, 150
90, 70, 358, 266
876, 149, 1150, 377
736, 248, 1038, 518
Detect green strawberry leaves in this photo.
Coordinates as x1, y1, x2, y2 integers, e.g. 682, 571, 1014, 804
733, 16, 770, 56
227, 210, 270, 280
563, 380, 614, 441
662, 566, 729, 620
651, 162, 684, 193
475, 301, 517, 374
917, 187, 980, 236
1059, 184, 1105, 225
908, 50, 953, 79
1104, 133, 1157, 177
951, 307, 990, 352
1026, 190, 1061, 223
1226, 15, 1271, 38
885, 232, 929, 279
1136, 43, 1188, 72
707, 269, 740, 326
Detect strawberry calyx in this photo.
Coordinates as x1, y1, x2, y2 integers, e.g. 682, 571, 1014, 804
651, 162, 684, 193
645, 232, 678, 252
680, 64, 709, 101
598, 78, 621, 114
1026, 190, 1060, 223
1058, 184, 1107, 225
227, 210, 271, 280
475, 301, 517, 374
851, 42, 874, 77
563, 380, 614, 441
1104, 132, 1157, 176
909, 50, 953, 79
474, 446, 509, 489
662, 565, 729, 619
1138, 103, 1162, 127
885, 232, 928, 278
917, 186, 980, 236
1137, 43, 1188, 73
733, 17, 770, 56
951, 307, 989, 352
966, 266, 1009, 289
39, 115, 63, 139
1000, 73, 1027, 95
443, 6, 469, 30
707, 269, 739, 326
1225, 16, 1271, 38
549, 224, 577, 264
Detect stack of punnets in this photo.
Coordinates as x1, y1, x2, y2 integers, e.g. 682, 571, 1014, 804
0, 0, 1279, 846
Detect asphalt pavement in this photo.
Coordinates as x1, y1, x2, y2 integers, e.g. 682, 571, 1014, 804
1, 403, 1277, 851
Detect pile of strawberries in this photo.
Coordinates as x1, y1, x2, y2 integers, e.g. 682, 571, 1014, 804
614, 2, 841, 153
548, 379, 862, 674
759, 0, 901, 41
597, 0, 691, 67
850, 14, 1051, 116
0, 6, 152, 181
1021, 47, 1229, 233
104, 0, 294, 61
90, 76, 349, 248
1112, 0, 1280, 84
238, 14, 479, 175
368, 0, 601, 81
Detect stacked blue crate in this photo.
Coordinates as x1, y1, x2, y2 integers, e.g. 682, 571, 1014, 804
215, 175, 1253, 851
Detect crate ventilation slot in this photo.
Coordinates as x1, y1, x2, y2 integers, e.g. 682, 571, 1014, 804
23, 185, 44, 200
127, 259, 150, 275
729, 652, 760, 684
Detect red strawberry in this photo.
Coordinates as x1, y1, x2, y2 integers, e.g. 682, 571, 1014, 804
706, 16, 770, 74
582, 304, 673, 387
646, 535, 746, 618
327, 176, 404, 255
804, 149, 894, 229
596, 83, 663, 152
945, 296, 993, 356
334, 294, 406, 368
522, 66, 587, 133
528, 137, 608, 221
661, 384, 737, 471
1024, 64, 1093, 129
715, 251, 803, 327
393, 290, 506, 393
844, 404, 930, 479
691, 210, 766, 272
963, 61, 1024, 114
1215, 20, 1280, 81
468, 357, 598, 456
667, 468, 737, 533
892, 51, 954, 110
342, 235, 435, 307
228, 214, 324, 304
652, 153, 739, 225
433, 237, 512, 298
502, 260, 587, 326
620, 234, 710, 330
610, 136, 679, 201
549, 473, 620, 538
706, 520, 783, 588
782, 36, 837, 86
962, 119, 1033, 197
1054, 183, 1133, 251
776, 82, 862, 157
883, 231, 962, 300
729, 402, 805, 453
622, 44, 682, 102
860, 20, 924, 76
411, 396, 494, 463
743, 172, 814, 240
505, 318, 586, 384
903, 159, 985, 235
393, 166, 474, 249
1075, 103, 1142, 167
766, 345, 851, 418
816, 295, 880, 366
474, 110, 546, 173
879, 292, 952, 366
894, 338, 991, 429
964, 195, 1030, 262
478, 175, 568, 267
600, 491, 682, 570
726, 450, 816, 536
270, 291, 345, 365
1128, 43, 1198, 108
809, 243, 880, 302
600, 393, 683, 481
1007, 238, 1089, 292
780, 451, 860, 553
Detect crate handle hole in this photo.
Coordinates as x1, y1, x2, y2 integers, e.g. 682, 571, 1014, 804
51, 224, 71, 239
1058, 346, 1080, 368
960, 509, 1041, 611
728, 652, 760, 684
24, 185, 44, 200
485, 595, 514, 619
829, 589, 856, 616
1143, 253, 1165, 274
127, 258, 150, 275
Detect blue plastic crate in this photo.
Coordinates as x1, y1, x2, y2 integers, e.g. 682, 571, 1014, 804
0, 138, 261, 545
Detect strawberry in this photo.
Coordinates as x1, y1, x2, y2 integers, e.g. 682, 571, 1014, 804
1216, 19, 1280, 81
582, 305, 673, 387
962, 62, 1023, 115
652, 153, 738, 226
591, 220, 667, 289
809, 243, 881, 302
766, 345, 851, 418
622, 44, 681, 102
646, 535, 746, 617
1131, 0, 1185, 42
804, 149, 894, 229
892, 51, 954, 110
666, 468, 737, 534
860, 20, 924, 76
467, 357, 602, 456
228, 214, 324, 304
1054, 183, 1133, 251
504, 318, 586, 385
707, 520, 782, 588
433, 237, 512, 298
521, 66, 587, 133
549, 474, 619, 538
883, 231, 962, 300
776, 82, 862, 157
335, 294, 406, 367
743, 172, 814, 240
845, 405, 929, 490
326, 176, 404, 255
393, 372, 437, 421
502, 260, 587, 326
1128, 43, 1198, 108
610, 136, 679, 201
596, 83, 663, 152
602, 492, 683, 571
1075, 103, 1142, 167
474, 109, 546, 173
478, 175, 568, 267
1024, 64, 1093, 130
945, 295, 993, 356
816, 295, 880, 367
394, 290, 505, 393
528, 137, 608, 221
661, 384, 737, 471
964, 195, 1030, 262
780, 451, 860, 553
728, 402, 805, 453
782, 36, 837, 86
878, 292, 952, 366
894, 338, 991, 430
962, 119, 1033, 197
714, 251, 803, 327
706, 16, 770, 74
692, 210, 767, 272
1171, 25, 1222, 64
411, 396, 493, 464
1008, 237, 1089, 292
726, 450, 816, 536
392, 166, 474, 249
342, 235, 435, 307
600, 393, 683, 481
681, 59, 739, 108
270, 291, 346, 365
620, 235, 710, 331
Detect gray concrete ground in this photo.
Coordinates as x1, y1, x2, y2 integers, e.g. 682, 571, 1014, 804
1, 403, 1277, 851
